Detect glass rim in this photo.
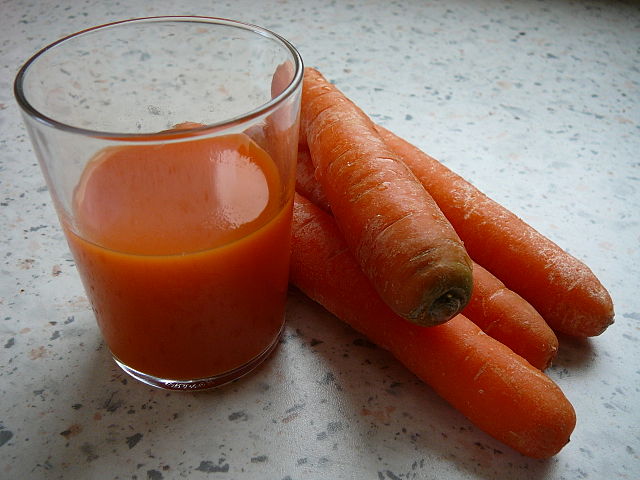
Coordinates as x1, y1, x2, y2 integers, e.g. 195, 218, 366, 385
13, 15, 304, 141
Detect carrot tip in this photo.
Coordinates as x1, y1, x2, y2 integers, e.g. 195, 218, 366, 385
424, 288, 468, 326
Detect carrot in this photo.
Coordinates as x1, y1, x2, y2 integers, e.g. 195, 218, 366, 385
295, 147, 558, 369
376, 125, 614, 337
462, 262, 558, 370
301, 67, 473, 326
295, 145, 331, 212
290, 193, 576, 458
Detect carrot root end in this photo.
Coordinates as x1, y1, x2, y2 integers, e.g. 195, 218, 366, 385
420, 287, 469, 326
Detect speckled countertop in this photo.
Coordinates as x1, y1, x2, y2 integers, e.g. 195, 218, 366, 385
1, 1, 639, 479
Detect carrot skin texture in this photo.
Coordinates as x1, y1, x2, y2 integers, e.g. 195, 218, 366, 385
296, 146, 558, 370
290, 194, 576, 459
463, 262, 559, 370
377, 125, 614, 337
301, 68, 473, 326
295, 146, 331, 212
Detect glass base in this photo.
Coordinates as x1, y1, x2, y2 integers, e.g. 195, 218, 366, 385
113, 323, 284, 391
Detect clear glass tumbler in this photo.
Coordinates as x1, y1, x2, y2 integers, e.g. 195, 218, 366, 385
14, 16, 303, 390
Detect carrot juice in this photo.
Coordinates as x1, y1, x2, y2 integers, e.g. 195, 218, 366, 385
63, 133, 292, 385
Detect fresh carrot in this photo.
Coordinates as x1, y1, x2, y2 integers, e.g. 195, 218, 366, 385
462, 262, 558, 370
295, 148, 559, 369
376, 125, 614, 337
290, 193, 576, 458
295, 146, 331, 212
301, 67, 473, 326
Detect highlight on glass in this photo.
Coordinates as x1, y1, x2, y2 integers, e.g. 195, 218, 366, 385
14, 16, 303, 390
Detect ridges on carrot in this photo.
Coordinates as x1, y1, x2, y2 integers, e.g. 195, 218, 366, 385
301, 67, 474, 326
295, 143, 559, 370
295, 146, 331, 213
290, 193, 576, 459
462, 261, 559, 370
376, 124, 614, 337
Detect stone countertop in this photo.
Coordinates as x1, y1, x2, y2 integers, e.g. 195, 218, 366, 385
1, 1, 639, 479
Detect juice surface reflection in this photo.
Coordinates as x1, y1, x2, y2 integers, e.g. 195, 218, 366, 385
65, 133, 291, 380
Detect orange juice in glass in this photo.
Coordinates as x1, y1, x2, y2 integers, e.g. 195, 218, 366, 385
14, 17, 303, 390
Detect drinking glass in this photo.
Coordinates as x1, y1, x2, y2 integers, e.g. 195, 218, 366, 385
14, 16, 303, 390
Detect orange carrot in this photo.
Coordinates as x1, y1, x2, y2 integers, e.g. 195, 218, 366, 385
290, 193, 576, 458
377, 125, 614, 337
295, 146, 331, 212
301, 67, 473, 326
462, 262, 558, 370
295, 147, 558, 369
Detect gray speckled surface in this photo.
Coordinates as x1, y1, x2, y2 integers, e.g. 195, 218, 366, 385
1, 1, 639, 479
